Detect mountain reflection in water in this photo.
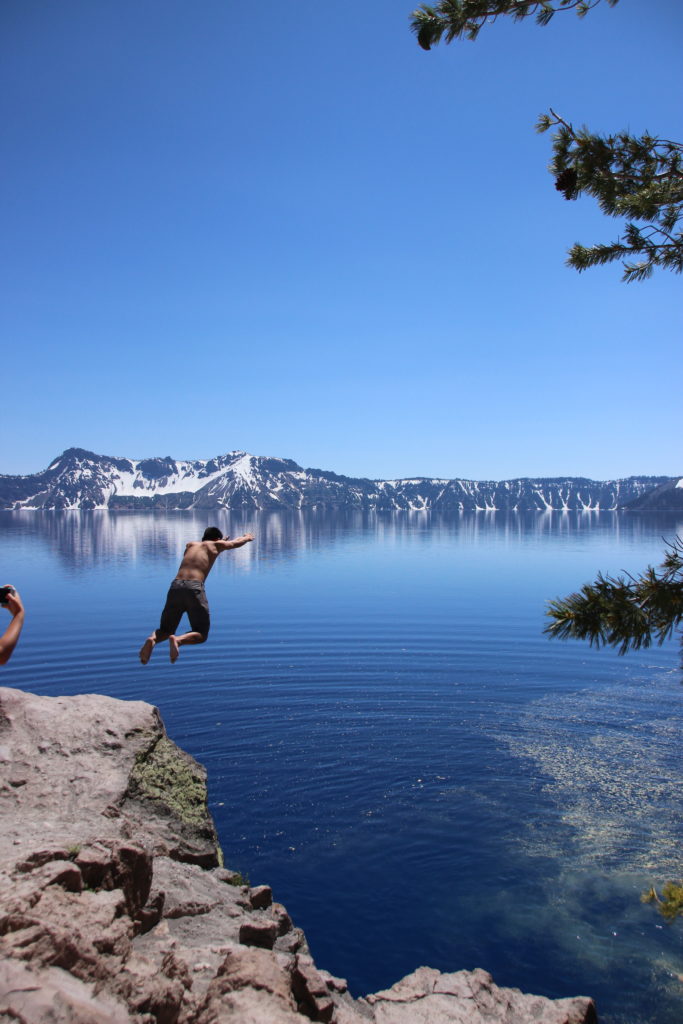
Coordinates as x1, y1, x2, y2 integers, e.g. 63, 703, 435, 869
4, 506, 680, 570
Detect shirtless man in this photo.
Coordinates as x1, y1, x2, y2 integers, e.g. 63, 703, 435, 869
139, 527, 254, 664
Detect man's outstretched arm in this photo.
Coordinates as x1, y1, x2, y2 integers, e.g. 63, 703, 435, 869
216, 533, 255, 552
0, 588, 25, 665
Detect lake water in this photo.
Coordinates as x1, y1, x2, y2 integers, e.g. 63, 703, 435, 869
1, 509, 682, 1023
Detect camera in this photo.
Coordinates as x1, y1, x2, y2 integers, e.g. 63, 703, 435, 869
0, 586, 15, 606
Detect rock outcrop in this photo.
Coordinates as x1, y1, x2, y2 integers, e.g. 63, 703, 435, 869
0, 686, 598, 1023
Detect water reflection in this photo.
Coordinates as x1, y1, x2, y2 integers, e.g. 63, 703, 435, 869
2, 509, 681, 573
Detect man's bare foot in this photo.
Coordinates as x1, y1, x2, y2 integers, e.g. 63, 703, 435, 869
169, 636, 180, 663
139, 638, 155, 665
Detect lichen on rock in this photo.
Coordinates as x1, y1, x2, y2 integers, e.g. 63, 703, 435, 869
123, 731, 223, 868
128, 734, 218, 834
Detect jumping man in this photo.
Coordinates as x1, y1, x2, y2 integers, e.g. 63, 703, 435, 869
139, 527, 254, 664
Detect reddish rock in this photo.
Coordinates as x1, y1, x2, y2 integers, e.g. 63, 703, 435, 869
191, 946, 302, 1023
15, 847, 71, 872
272, 901, 294, 935
292, 954, 335, 1022
37, 859, 84, 893
239, 918, 279, 950
249, 884, 273, 910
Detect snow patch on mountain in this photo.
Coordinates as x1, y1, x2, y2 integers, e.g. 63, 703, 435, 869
104, 462, 224, 497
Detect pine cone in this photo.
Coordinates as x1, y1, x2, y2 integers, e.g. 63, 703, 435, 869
555, 168, 578, 200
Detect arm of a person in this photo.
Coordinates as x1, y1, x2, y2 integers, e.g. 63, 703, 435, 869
0, 590, 25, 665
215, 534, 255, 552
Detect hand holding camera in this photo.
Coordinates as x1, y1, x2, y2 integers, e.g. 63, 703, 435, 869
0, 585, 24, 665
0, 586, 23, 617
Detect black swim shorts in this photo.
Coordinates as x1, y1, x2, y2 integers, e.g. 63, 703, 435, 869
158, 579, 210, 639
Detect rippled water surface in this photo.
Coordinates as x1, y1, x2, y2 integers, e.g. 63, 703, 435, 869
2, 509, 682, 1023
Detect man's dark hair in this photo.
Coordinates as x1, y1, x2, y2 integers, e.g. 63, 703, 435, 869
202, 526, 223, 541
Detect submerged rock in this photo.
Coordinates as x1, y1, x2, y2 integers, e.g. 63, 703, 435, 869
0, 685, 598, 1023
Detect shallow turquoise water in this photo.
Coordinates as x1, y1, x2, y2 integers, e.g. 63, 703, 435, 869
1, 509, 682, 1023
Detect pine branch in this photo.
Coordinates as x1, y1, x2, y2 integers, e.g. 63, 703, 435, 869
410, 0, 618, 50
545, 537, 683, 654
538, 110, 683, 280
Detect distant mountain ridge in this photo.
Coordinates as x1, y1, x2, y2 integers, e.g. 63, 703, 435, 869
0, 447, 680, 511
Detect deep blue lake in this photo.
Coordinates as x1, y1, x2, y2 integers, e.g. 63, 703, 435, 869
1, 509, 682, 1023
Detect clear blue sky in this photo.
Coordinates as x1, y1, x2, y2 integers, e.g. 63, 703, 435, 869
2, 0, 681, 480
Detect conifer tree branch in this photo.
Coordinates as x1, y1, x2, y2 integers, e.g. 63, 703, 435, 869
545, 537, 683, 654
535, 110, 683, 278
410, 1, 617, 51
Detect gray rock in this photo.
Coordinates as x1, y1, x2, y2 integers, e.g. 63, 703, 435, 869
213, 867, 247, 887
363, 966, 597, 1024
0, 958, 132, 1024
0, 686, 220, 868
275, 925, 309, 955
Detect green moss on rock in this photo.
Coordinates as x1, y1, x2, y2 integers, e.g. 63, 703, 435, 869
125, 733, 223, 867
129, 736, 208, 828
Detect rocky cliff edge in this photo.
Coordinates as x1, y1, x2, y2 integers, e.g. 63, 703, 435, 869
0, 686, 597, 1024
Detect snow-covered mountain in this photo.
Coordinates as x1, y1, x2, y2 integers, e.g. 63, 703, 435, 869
623, 476, 683, 511
0, 448, 677, 511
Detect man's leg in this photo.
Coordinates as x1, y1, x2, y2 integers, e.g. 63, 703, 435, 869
169, 587, 211, 662
168, 630, 206, 663
139, 628, 170, 664
140, 587, 183, 664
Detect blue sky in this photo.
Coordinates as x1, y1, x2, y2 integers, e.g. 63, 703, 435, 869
2, 0, 681, 481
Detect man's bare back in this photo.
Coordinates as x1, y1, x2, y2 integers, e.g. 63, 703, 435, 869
139, 529, 254, 664
176, 536, 254, 583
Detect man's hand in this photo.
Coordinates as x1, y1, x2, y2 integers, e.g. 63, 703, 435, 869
3, 587, 24, 617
